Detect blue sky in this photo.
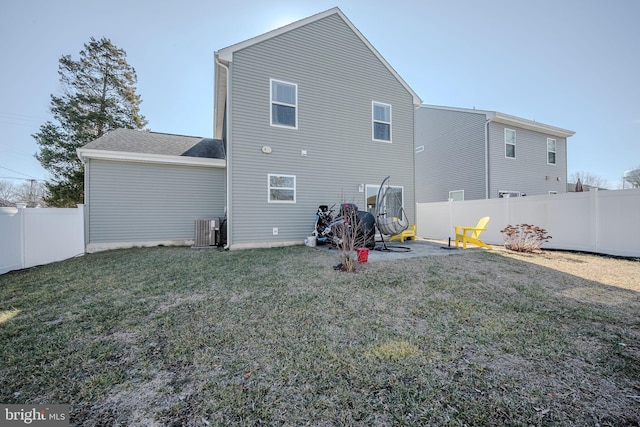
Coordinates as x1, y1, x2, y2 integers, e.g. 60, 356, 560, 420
1, 0, 638, 188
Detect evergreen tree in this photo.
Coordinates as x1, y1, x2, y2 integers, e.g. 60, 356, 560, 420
33, 37, 147, 207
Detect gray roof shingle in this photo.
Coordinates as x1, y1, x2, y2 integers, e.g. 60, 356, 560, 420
82, 129, 225, 159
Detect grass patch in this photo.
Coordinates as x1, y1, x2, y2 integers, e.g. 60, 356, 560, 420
368, 340, 420, 361
1, 246, 639, 425
0, 308, 20, 324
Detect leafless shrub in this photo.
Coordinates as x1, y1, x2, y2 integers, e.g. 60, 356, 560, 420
500, 224, 552, 253
333, 204, 368, 272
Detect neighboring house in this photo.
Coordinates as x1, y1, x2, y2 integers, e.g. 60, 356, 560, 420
214, 7, 421, 249
414, 105, 575, 202
77, 129, 226, 252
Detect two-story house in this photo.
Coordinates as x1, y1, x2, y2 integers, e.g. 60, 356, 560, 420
78, 7, 421, 251
214, 7, 421, 249
415, 105, 575, 203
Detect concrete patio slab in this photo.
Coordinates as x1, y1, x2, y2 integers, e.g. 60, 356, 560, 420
314, 238, 481, 262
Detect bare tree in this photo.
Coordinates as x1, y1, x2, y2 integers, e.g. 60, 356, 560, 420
623, 167, 640, 189
14, 180, 48, 207
332, 204, 375, 272
0, 180, 15, 207
570, 171, 609, 190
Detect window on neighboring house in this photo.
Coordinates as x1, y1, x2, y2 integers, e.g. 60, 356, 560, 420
372, 102, 392, 142
270, 79, 297, 128
498, 190, 521, 198
268, 174, 296, 203
547, 138, 557, 165
505, 128, 516, 158
449, 190, 464, 201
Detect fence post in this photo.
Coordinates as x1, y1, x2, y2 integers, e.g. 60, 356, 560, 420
19, 204, 26, 270
448, 198, 454, 240
504, 195, 510, 228
590, 188, 599, 253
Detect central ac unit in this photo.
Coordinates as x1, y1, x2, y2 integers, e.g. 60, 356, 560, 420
194, 218, 220, 247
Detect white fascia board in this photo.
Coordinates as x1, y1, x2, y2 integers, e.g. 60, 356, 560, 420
419, 104, 495, 117
215, 7, 422, 106
77, 148, 226, 168
419, 104, 575, 138
492, 112, 575, 138
213, 57, 228, 140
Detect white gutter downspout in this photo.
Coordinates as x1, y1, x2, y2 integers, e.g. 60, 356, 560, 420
215, 55, 232, 250
76, 149, 90, 250
484, 119, 491, 199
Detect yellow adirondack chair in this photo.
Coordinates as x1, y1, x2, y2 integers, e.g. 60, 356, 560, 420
389, 224, 416, 242
455, 217, 491, 249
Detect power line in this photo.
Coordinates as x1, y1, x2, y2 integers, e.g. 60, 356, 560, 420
0, 165, 39, 180
0, 176, 46, 182
0, 111, 48, 123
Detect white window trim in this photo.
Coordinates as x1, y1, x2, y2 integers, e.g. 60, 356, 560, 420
372, 101, 392, 143
270, 79, 298, 129
448, 190, 464, 201
268, 173, 296, 203
505, 128, 516, 159
547, 138, 557, 165
364, 184, 404, 212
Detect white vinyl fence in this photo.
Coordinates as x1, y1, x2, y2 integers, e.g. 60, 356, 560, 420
0, 206, 85, 275
417, 188, 640, 258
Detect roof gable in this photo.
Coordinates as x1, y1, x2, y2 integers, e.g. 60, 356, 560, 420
215, 7, 421, 106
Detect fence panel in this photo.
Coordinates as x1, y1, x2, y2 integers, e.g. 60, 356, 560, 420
0, 208, 24, 274
417, 189, 640, 257
0, 206, 85, 275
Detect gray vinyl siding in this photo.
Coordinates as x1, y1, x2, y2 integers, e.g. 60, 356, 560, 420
488, 122, 567, 197
227, 13, 415, 246
87, 159, 225, 244
415, 107, 487, 202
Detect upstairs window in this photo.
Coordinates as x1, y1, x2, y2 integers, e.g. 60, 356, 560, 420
270, 79, 297, 128
505, 128, 516, 158
372, 102, 392, 142
268, 174, 296, 203
547, 138, 557, 165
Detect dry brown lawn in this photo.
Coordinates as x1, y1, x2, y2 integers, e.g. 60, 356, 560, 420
1, 245, 638, 426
